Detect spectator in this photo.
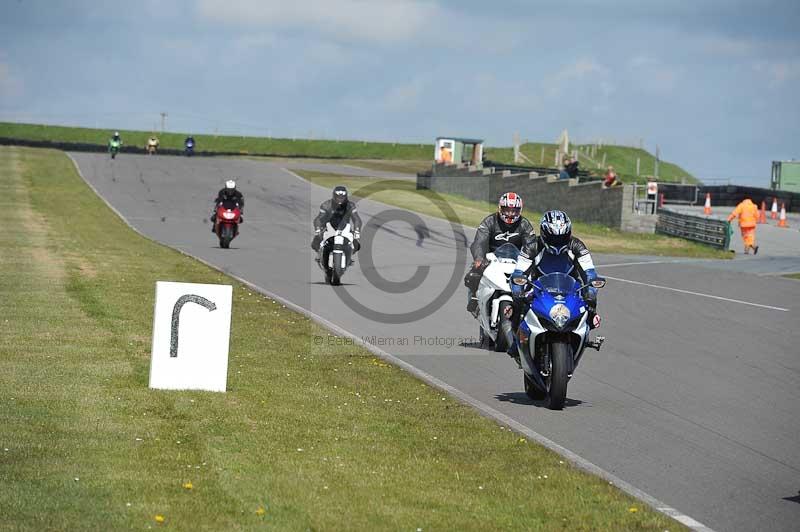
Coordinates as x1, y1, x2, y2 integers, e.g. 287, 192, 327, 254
603, 165, 621, 187
727, 198, 760, 255
559, 155, 571, 180
565, 155, 580, 179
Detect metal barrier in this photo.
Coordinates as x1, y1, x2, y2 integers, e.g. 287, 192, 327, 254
656, 209, 731, 249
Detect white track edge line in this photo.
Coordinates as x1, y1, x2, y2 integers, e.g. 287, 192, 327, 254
68, 153, 715, 532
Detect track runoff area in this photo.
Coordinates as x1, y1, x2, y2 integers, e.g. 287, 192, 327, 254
71, 152, 800, 532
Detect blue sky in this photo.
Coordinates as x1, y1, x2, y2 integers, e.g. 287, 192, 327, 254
1, 0, 798, 185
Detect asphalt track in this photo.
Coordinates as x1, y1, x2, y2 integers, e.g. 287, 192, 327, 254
71, 153, 800, 532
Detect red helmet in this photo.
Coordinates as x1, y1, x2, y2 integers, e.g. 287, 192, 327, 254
498, 192, 523, 224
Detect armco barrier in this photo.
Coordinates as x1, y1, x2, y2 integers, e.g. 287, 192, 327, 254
656, 209, 731, 249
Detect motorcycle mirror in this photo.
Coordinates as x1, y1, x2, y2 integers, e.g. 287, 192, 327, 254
591, 278, 606, 289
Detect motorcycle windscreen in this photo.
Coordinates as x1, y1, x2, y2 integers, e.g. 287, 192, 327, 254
493, 243, 520, 261
535, 272, 578, 296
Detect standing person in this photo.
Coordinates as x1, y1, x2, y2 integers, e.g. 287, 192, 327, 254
727, 198, 760, 254
464, 192, 536, 315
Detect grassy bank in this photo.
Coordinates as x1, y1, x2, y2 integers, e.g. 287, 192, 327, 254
0, 145, 683, 530
484, 143, 696, 184
2, 122, 695, 183
0, 122, 432, 160
296, 170, 728, 259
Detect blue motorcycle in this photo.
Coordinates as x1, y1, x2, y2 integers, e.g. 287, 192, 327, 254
511, 272, 605, 410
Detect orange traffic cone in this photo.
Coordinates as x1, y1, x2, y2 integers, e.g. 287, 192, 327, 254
703, 193, 712, 215
758, 201, 767, 224
771, 197, 778, 219
778, 203, 788, 227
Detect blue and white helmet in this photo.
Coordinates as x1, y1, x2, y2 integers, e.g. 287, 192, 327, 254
540, 210, 572, 254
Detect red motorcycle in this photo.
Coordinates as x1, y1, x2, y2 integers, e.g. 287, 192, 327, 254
213, 201, 242, 249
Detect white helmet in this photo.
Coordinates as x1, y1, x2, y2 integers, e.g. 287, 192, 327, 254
225, 180, 236, 190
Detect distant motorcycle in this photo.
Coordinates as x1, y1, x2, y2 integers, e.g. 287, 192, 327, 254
317, 222, 354, 285
108, 139, 121, 159
184, 138, 195, 156
213, 201, 242, 249
146, 138, 159, 155
474, 243, 519, 352
511, 272, 605, 410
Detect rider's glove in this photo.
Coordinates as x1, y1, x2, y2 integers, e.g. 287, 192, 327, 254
354, 230, 361, 240
311, 234, 322, 252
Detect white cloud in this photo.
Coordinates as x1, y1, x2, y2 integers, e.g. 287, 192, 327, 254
546, 59, 613, 99
0, 62, 23, 98
628, 54, 680, 93
700, 35, 755, 56
196, 0, 445, 46
754, 60, 800, 87
554, 58, 608, 82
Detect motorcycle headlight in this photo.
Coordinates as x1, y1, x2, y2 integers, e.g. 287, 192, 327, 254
222, 212, 235, 219
549, 303, 571, 329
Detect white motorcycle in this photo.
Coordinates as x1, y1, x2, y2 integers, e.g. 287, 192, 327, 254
317, 222, 354, 285
475, 243, 520, 352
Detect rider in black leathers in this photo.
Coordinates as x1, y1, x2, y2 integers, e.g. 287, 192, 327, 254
312, 186, 362, 252
210, 179, 244, 232
465, 192, 536, 315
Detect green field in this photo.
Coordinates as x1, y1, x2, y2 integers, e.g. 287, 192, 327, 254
2, 122, 695, 183
0, 145, 684, 530
0, 122, 432, 160
295, 170, 729, 259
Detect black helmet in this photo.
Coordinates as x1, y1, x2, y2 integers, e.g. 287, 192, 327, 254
540, 210, 572, 254
332, 185, 348, 207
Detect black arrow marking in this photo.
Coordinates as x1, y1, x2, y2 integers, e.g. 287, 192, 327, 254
170, 294, 216, 358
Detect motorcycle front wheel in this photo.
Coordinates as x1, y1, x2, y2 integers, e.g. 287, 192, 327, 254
544, 342, 570, 410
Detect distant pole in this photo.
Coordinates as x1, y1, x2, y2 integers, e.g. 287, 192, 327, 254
513, 132, 521, 163
601, 153, 606, 167
540, 146, 545, 164
636, 157, 641, 176
654, 145, 660, 179
160, 112, 167, 133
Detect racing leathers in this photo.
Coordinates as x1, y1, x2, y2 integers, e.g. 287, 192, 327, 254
464, 214, 536, 314
511, 236, 600, 328
311, 199, 362, 253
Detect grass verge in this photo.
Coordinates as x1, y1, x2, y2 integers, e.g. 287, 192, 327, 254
784, 272, 800, 280
296, 170, 729, 259
1, 122, 431, 160
0, 146, 686, 530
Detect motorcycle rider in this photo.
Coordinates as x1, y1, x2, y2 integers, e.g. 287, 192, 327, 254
465, 192, 536, 316
311, 186, 362, 254
146, 135, 159, 154
511, 210, 601, 330
108, 131, 122, 150
210, 180, 244, 232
